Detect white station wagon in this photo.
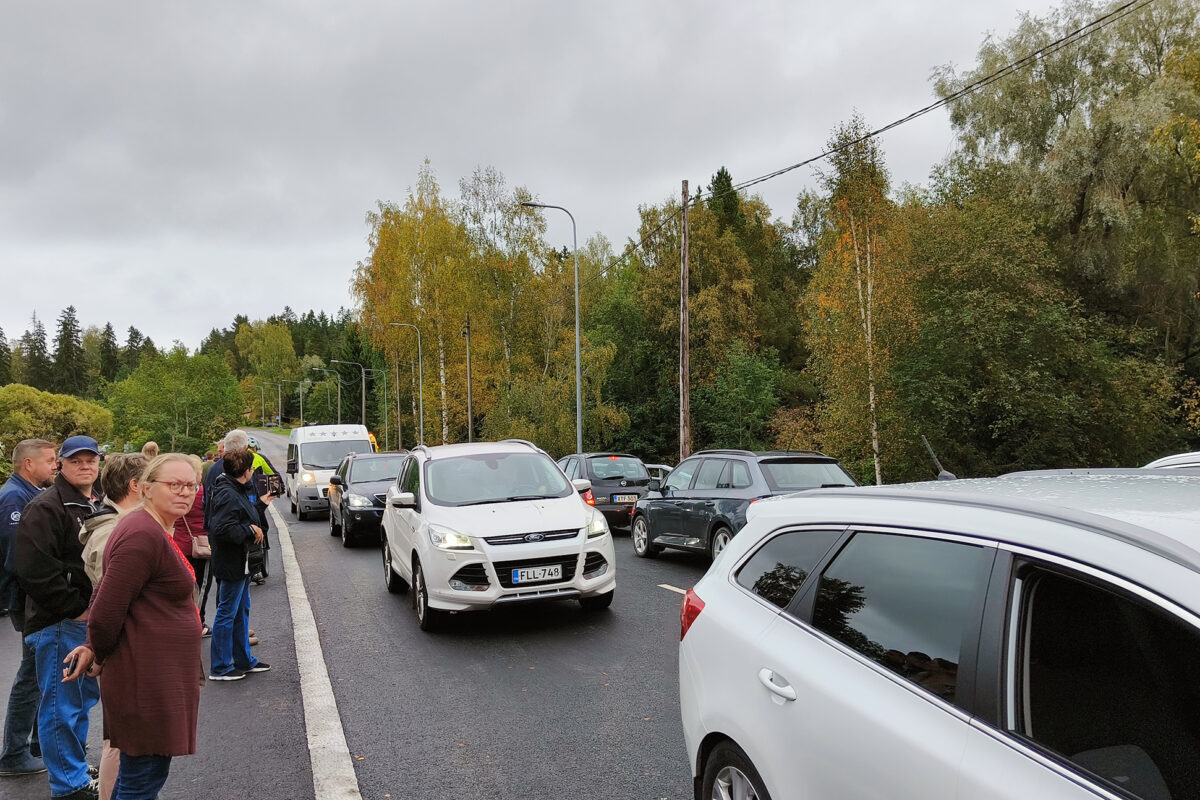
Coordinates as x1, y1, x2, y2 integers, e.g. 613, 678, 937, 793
679, 469, 1200, 800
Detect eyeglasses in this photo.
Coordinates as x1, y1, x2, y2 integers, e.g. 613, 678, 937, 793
153, 481, 198, 494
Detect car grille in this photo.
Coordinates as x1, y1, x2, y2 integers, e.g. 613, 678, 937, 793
582, 552, 608, 578
484, 529, 580, 546
494, 554, 578, 588
450, 563, 490, 588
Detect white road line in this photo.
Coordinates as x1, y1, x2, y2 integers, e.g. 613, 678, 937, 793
270, 505, 363, 800
658, 583, 687, 595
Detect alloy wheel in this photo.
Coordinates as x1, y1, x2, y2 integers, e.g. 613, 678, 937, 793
632, 517, 648, 555
711, 528, 732, 559
712, 766, 761, 800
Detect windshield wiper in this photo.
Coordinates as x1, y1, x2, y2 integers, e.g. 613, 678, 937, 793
455, 494, 554, 506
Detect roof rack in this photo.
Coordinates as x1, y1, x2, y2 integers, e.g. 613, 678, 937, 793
500, 439, 541, 452
695, 448, 828, 458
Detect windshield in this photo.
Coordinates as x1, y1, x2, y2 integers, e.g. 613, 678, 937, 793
299, 440, 373, 470
426, 452, 573, 506
586, 456, 648, 481
760, 460, 856, 491
350, 456, 407, 483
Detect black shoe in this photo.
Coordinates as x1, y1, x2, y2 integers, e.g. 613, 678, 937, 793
87, 763, 99, 778
208, 669, 247, 682
60, 779, 99, 799
245, 662, 271, 673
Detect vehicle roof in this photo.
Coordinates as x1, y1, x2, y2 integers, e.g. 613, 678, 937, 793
418, 440, 545, 460
563, 452, 642, 460
693, 448, 832, 460
1144, 451, 1200, 469
290, 424, 370, 440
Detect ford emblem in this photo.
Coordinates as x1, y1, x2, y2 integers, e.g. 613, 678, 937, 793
525, 533, 545, 542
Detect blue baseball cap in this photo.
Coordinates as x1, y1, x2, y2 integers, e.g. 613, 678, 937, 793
59, 436, 100, 459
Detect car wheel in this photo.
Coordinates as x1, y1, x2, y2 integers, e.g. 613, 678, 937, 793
631, 515, 661, 558
289, 495, 297, 515
708, 525, 733, 562
579, 589, 614, 611
413, 560, 442, 632
702, 741, 772, 800
330, 505, 342, 537
382, 538, 406, 594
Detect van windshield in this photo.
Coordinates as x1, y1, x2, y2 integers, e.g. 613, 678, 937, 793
300, 440, 373, 470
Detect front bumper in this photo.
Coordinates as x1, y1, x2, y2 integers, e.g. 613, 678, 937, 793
344, 506, 383, 534
296, 483, 329, 512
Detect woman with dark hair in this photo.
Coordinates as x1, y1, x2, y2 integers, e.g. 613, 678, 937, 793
205, 448, 274, 681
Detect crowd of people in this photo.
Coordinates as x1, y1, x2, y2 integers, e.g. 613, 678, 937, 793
0, 430, 279, 800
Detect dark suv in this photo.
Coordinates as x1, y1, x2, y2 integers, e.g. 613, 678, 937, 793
328, 451, 408, 547
557, 453, 651, 531
631, 449, 856, 561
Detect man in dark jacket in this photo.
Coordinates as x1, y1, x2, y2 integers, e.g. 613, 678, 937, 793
10, 436, 101, 800
0, 439, 57, 777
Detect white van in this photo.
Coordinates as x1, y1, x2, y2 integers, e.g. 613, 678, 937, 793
286, 424, 374, 520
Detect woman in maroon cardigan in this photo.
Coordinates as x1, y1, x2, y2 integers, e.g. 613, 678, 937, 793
63, 453, 202, 800
171, 454, 210, 635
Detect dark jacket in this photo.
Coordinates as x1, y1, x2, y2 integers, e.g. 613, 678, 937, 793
207, 473, 258, 582
0, 472, 43, 615
10, 474, 97, 635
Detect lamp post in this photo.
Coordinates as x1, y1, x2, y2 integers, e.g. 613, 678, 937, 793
330, 359, 367, 426
281, 380, 310, 427
255, 383, 266, 427
311, 368, 342, 423
367, 369, 388, 450
461, 313, 473, 442
389, 323, 424, 445
522, 201, 582, 454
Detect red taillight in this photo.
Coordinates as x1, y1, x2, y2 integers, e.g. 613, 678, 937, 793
584, 489, 595, 506
680, 588, 705, 641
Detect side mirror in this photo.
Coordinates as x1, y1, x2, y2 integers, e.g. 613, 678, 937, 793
329, 475, 344, 486
286, 460, 297, 474
648, 478, 661, 492
571, 478, 592, 495
388, 491, 417, 508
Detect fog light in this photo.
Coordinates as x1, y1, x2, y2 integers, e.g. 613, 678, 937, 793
449, 580, 488, 592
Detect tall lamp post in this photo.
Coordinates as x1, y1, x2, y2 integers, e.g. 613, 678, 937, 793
461, 313, 473, 443
311, 368, 342, 423
281, 379, 310, 427
330, 359, 367, 426
521, 201, 582, 454
389, 323, 424, 445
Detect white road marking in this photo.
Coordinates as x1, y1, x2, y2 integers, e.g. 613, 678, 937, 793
270, 505, 363, 800
658, 583, 687, 595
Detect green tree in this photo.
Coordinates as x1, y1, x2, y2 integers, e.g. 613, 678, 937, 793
0, 328, 10, 386
0, 384, 113, 480
21, 315, 52, 392
51, 305, 85, 396
121, 326, 145, 375
98, 322, 120, 383
693, 342, 782, 450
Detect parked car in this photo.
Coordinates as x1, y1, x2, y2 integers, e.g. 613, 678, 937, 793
1144, 451, 1200, 470
632, 449, 856, 561
644, 463, 673, 483
381, 440, 617, 631
680, 469, 1200, 800
328, 451, 409, 547
285, 424, 374, 520
557, 452, 651, 531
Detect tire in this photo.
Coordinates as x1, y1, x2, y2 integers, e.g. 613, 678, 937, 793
631, 515, 661, 558
330, 505, 342, 537
382, 539, 406, 594
298, 505, 310, 521
579, 589, 614, 611
289, 495, 297, 515
701, 741, 772, 800
708, 525, 733, 562
413, 560, 443, 632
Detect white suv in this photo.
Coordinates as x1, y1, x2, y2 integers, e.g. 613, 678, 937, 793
380, 440, 617, 630
680, 469, 1200, 800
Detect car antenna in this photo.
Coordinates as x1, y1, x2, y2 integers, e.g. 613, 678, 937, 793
921, 435, 957, 481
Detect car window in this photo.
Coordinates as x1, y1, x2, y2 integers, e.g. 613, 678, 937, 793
566, 458, 580, 479
351, 455, 407, 483
1013, 569, 1200, 799
299, 439, 374, 469
736, 529, 842, 608
719, 460, 752, 489
811, 532, 992, 707
401, 457, 420, 497
425, 452, 572, 506
586, 456, 648, 480
759, 459, 856, 491
692, 459, 726, 491
664, 459, 700, 492
336, 459, 349, 480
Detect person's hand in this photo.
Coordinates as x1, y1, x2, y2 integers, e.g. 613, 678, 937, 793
261, 492, 279, 504
62, 645, 100, 681
251, 524, 264, 544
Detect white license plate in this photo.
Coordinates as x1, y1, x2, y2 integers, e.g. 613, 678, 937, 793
612, 494, 638, 503
512, 565, 563, 584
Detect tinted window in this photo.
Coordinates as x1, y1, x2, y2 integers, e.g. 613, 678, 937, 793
299, 439, 374, 469
664, 459, 700, 492
586, 456, 648, 480
350, 456, 407, 483
1016, 571, 1200, 799
736, 529, 841, 608
692, 459, 726, 491
425, 452, 572, 506
812, 532, 991, 706
719, 461, 752, 489
760, 460, 856, 491
401, 458, 420, 496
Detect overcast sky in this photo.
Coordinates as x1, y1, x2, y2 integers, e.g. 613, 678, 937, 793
0, 0, 1062, 352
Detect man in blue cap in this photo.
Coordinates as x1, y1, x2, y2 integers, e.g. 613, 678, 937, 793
11, 435, 102, 800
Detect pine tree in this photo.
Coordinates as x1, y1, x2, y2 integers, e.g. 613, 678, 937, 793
0, 327, 10, 385
21, 315, 52, 391
51, 305, 86, 396
98, 323, 120, 382
123, 327, 145, 373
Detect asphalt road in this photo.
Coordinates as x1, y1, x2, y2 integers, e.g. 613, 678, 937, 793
0, 430, 710, 799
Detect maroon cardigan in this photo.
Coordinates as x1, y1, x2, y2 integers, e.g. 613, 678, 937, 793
171, 487, 206, 554
88, 508, 202, 756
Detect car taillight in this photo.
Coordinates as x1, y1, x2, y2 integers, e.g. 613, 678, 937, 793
680, 588, 705, 641
584, 489, 595, 506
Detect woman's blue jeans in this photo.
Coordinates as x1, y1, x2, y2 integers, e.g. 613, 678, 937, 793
113, 753, 171, 800
210, 575, 257, 676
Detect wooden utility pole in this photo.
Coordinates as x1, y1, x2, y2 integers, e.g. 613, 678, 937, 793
462, 312, 473, 443
679, 180, 691, 462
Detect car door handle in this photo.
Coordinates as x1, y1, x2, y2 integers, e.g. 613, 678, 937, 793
758, 668, 796, 701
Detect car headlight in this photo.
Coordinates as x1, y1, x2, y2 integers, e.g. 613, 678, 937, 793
302, 472, 315, 483
585, 508, 609, 538
429, 524, 474, 551
346, 493, 373, 508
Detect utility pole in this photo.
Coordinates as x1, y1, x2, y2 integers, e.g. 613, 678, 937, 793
257, 384, 266, 427
395, 362, 402, 451
461, 313, 473, 442
679, 179, 692, 462
277, 383, 283, 427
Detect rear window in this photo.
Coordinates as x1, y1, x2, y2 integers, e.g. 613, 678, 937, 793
586, 456, 647, 481
759, 460, 855, 491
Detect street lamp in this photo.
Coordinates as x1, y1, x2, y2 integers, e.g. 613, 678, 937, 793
330, 359, 367, 426
311, 368, 342, 423
522, 200, 582, 454
281, 379, 310, 427
389, 323, 424, 445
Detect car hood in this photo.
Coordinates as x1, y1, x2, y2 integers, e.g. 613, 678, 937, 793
348, 479, 396, 495
438, 497, 589, 537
